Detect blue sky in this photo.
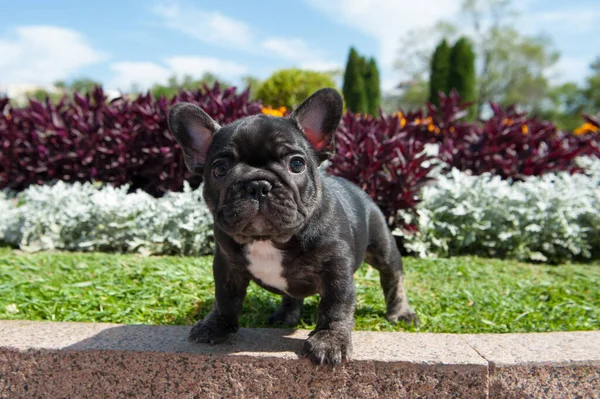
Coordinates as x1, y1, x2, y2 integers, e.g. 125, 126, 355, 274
1, 0, 599, 94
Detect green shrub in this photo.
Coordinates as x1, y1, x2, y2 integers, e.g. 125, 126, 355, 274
448, 37, 477, 119
255, 68, 337, 109
342, 47, 368, 113
364, 58, 381, 115
428, 39, 451, 107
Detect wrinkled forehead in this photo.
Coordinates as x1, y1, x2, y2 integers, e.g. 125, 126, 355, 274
211, 115, 311, 164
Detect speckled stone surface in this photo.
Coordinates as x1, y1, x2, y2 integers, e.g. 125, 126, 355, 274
0, 321, 599, 398
0, 349, 487, 398
462, 331, 600, 366
0, 321, 487, 398
463, 332, 600, 398
488, 364, 600, 399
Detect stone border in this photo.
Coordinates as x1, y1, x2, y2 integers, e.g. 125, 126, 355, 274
0, 321, 598, 398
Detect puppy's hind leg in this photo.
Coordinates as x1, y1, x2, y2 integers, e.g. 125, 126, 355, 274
268, 295, 304, 326
365, 209, 419, 326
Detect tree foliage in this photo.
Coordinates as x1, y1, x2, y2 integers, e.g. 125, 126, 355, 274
461, 0, 559, 115
256, 68, 337, 109
429, 39, 452, 106
342, 47, 368, 113
448, 37, 477, 119
584, 57, 600, 112
69, 78, 102, 95
24, 78, 102, 105
364, 58, 382, 115
150, 73, 227, 99
343, 48, 382, 115
394, 0, 563, 119
241, 75, 262, 100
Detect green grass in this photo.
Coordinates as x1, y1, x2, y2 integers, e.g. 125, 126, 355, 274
0, 246, 598, 333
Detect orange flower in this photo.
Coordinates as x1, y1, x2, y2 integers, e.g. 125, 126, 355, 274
427, 123, 435, 132
521, 124, 529, 134
503, 118, 514, 125
261, 106, 285, 117
573, 122, 599, 136
394, 111, 407, 127
414, 117, 421, 124
449, 126, 455, 133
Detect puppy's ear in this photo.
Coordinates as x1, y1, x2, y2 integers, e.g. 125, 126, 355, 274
168, 102, 220, 174
289, 88, 343, 161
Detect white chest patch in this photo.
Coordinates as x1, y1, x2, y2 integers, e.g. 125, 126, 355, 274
245, 241, 288, 293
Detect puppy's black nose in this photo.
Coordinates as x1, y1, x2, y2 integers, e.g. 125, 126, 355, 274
245, 180, 272, 201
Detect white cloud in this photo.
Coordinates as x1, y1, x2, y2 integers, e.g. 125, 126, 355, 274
151, 2, 253, 49
514, 5, 600, 85
109, 62, 171, 91
261, 37, 339, 71
0, 25, 107, 87
303, 0, 460, 68
303, 0, 462, 93
526, 9, 600, 35
381, 77, 400, 92
304, 0, 600, 92
166, 56, 247, 76
299, 60, 341, 71
261, 37, 321, 62
152, 2, 337, 70
549, 56, 593, 85
108, 57, 248, 90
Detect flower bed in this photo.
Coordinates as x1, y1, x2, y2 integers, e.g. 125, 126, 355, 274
2, 157, 599, 263
1, 85, 599, 242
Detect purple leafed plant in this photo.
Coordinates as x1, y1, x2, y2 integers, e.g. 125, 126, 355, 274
432, 92, 596, 180
0, 83, 262, 195
328, 112, 437, 232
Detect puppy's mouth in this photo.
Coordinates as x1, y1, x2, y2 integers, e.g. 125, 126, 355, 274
239, 212, 275, 235
224, 213, 293, 244
216, 198, 302, 243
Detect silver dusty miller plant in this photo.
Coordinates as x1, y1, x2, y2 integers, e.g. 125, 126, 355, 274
398, 156, 600, 263
0, 181, 214, 256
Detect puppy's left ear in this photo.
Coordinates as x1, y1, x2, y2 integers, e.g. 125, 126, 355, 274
168, 102, 221, 175
289, 88, 343, 161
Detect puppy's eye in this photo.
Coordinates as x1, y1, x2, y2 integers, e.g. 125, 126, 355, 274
212, 162, 229, 178
289, 157, 306, 174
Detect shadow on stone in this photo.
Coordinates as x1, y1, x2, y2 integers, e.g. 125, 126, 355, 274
65, 324, 306, 359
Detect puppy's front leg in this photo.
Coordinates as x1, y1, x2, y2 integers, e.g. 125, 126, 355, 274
189, 250, 249, 344
302, 260, 355, 365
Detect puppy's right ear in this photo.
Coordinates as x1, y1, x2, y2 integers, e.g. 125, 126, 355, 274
168, 102, 221, 174
289, 88, 343, 162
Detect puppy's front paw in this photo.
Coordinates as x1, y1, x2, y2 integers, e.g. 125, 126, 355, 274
386, 308, 419, 327
188, 316, 236, 344
301, 329, 352, 365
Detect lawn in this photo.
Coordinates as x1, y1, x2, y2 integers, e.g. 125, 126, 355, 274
0, 246, 598, 333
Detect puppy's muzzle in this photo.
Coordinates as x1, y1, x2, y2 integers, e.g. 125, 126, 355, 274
245, 180, 272, 204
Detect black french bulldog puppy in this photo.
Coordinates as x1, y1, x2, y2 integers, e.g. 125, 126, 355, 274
167, 88, 418, 365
